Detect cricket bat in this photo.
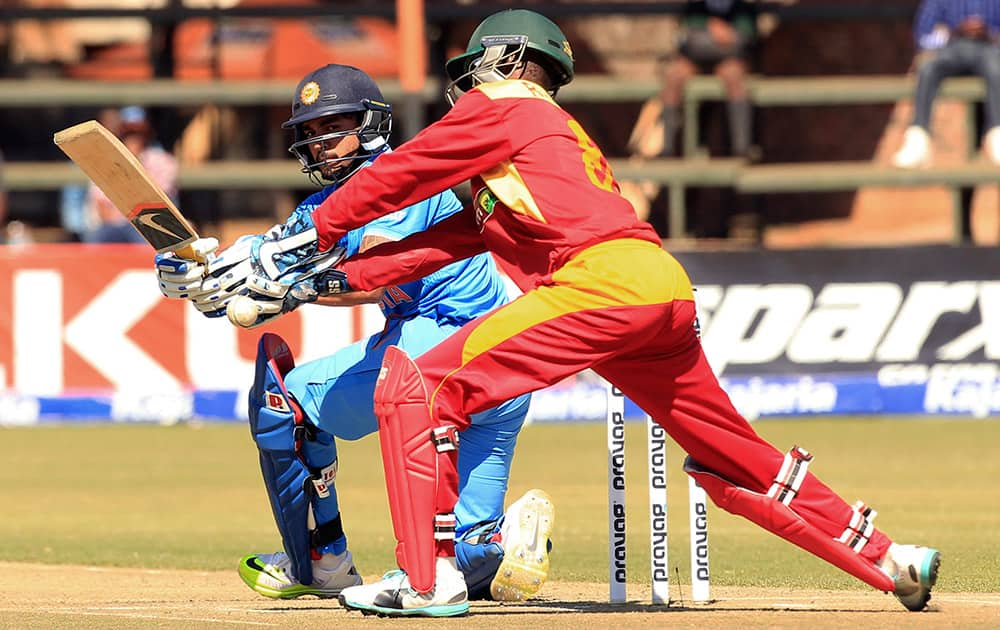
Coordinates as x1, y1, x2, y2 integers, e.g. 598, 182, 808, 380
53, 120, 204, 261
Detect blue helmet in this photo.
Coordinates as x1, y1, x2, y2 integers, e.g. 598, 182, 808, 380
283, 64, 392, 185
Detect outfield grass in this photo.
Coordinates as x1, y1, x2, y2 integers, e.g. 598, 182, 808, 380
1, 418, 997, 593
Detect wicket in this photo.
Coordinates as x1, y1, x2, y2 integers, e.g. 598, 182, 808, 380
606, 383, 711, 604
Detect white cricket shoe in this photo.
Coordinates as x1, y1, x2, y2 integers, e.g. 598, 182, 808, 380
892, 126, 932, 168
338, 556, 469, 617
238, 549, 362, 599
490, 488, 555, 602
984, 126, 1000, 164
879, 543, 941, 611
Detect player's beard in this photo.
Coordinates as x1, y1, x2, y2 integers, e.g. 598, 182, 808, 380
319, 151, 363, 183
318, 136, 362, 182
321, 155, 358, 181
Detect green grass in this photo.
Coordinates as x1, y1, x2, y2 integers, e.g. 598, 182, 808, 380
1, 418, 997, 593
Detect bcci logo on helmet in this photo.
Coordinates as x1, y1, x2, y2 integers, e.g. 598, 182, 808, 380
299, 81, 321, 105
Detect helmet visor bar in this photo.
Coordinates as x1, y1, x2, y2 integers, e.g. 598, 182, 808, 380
287, 104, 392, 185
288, 127, 361, 175
446, 35, 528, 105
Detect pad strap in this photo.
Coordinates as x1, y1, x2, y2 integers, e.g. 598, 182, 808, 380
837, 501, 878, 553
434, 513, 457, 541
767, 446, 813, 506
432, 426, 460, 452
311, 514, 347, 559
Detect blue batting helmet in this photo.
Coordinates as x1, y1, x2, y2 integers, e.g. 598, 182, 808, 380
284, 64, 392, 184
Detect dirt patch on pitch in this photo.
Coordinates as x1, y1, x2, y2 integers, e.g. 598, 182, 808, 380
1, 562, 996, 629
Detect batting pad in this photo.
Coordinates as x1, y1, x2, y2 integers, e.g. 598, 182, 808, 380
684, 456, 895, 592
375, 346, 458, 594
248, 333, 314, 586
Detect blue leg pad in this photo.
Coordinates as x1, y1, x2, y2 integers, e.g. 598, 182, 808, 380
249, 333, 314, 585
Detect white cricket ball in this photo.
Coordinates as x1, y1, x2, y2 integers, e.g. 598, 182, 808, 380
227, 296, 258, 328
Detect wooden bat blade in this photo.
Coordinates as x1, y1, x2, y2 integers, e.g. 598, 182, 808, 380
53, 120, 201, 259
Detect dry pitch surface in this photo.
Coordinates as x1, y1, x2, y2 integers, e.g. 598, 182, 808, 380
2, 562, 997, 629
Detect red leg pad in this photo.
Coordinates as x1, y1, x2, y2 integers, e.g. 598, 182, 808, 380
684, 458, 894, 592
374, 346, 445, 594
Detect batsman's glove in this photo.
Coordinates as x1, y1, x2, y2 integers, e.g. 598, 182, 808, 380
156, 229, 281, 317
153, 237, 220, 298
241, 208, 347, 302
233, 247, 350, 328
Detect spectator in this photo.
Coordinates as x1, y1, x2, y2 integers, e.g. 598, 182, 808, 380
893, 0, 1000, 168
629, 0, 759, 160
85, 106, 178, 243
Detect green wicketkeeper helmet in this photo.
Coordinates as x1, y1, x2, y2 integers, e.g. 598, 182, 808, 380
445, 9, 575, 104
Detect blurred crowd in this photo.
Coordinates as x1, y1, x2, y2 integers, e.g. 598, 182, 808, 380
63, 106, 179, 244
893, 0, 1000, 168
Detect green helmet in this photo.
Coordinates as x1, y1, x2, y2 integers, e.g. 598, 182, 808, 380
445, 9, 574, 103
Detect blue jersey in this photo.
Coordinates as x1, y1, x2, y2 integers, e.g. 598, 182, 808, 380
288, 159, 508, 324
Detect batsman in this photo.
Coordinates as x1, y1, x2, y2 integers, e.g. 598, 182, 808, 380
236, 9, 941, 618
154, 63, 555, 605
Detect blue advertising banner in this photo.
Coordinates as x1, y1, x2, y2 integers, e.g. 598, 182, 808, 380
671, 245, 999, 419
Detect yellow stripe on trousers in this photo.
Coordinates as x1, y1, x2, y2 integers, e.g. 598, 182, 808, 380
461, 238, 695, 366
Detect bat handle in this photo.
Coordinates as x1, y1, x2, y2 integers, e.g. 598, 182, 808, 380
173, 238, 217, 263
174, 244, 201, 261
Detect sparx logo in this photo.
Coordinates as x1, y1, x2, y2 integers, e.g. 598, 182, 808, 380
473, 186, 498, 231
695, 281, 1000, 373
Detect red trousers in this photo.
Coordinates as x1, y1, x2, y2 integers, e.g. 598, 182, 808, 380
413, 238, 891, 566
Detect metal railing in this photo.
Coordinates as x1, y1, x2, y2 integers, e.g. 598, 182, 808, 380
5, 74, 995, 243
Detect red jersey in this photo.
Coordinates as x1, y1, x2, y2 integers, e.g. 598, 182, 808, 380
313, 79, 660, 292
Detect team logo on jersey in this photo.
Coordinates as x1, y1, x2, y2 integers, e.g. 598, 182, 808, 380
473, 186, 498, 231
300, 81, 321, 105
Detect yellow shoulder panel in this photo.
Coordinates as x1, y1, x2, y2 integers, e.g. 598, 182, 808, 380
474, 80, 557, 105
481, 161, 547, 224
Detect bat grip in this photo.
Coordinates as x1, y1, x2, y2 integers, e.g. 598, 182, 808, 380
175, 244, 203, 262
173, 238, 218, 263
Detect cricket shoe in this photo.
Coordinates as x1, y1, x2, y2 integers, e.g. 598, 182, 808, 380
878, 543, 941, 611
338, 557, 469, 617
238, 549, 362, 599
490, 488, 555, 602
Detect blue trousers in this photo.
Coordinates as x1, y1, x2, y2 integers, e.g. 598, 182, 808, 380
284, 314, 530, 538
913, 37, 1000, 131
